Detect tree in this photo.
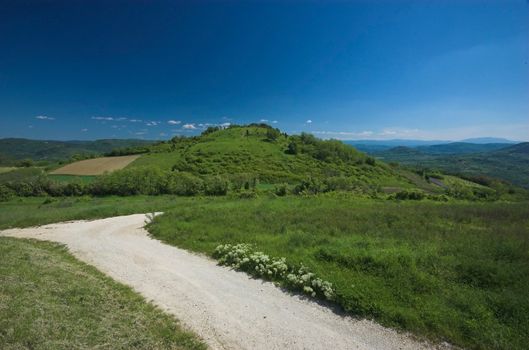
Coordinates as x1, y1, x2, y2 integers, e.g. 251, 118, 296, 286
266, 128, 281, 141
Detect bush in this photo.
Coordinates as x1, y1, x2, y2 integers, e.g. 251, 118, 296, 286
167, 172, 203, 196
391, 190, 426, 200
213, 243, 334, 300
274, 184, 288, 196
203, 175, 229, 196
0, 184, 15, 201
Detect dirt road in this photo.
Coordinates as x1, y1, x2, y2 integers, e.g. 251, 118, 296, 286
1, 214, 442, 350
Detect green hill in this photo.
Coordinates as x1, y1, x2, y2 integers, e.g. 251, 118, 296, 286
129, 125, 432, 190
123, 124, 512, 199
372, 142, 529, 188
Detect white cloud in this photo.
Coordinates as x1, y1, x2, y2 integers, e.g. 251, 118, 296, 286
81, 128, 88, 132
159, 132, 167, 136
220, 122, 231, 128
182, 123, 196, 129
91, 116, 113, 121
168, 120, 181, 125
135, 131, 146, 135
306, 119, 312, 124
272, 120, 278, 124
145, 121, 159, 126
35, 115, 55, 120
260, 119, 269, 122
28, 125, 33, 128
128, 119, 142, 123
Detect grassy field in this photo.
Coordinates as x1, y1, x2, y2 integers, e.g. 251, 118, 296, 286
1, 195, 528, 348
0, 167, 17, 174
147, 196, 529, 350
50, 155, 141, 175
0, 237, 205, 349
0, 196, 184, 229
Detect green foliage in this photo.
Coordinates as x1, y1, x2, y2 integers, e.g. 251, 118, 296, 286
274, 184, 288, 196
390, 189, 426, 200
0, 237, 206, 349
203, 175, 229, 196
0, 184, 15, 201
128, 125, 419, 189
149, 197, 529, 350
265, 128, 281, 141
214, 243, 335, 300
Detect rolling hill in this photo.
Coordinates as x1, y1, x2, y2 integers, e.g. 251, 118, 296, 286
370, 142, 529, 188
128, 124, 440, 191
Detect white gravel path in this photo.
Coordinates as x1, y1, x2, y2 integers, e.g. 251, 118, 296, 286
1, 214, 447, 350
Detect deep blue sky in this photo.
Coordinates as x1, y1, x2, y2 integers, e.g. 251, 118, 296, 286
0, 0, 527, 141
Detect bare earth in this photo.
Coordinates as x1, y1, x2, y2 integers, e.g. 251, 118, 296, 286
0, 214, 446, 350
50, 155, 140, 175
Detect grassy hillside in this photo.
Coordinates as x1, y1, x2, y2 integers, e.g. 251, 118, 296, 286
130, 125, 441, 191
0, 138, 154, 165
372, 142, 529, 188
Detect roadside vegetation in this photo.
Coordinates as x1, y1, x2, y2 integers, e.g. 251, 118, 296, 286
148, 196, 529, 350
0, 196, 182, 229
0, 237, 205, 349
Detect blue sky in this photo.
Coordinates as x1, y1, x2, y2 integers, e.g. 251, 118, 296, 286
0, 0, 527, 141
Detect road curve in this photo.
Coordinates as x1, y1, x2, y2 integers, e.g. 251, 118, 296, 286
1, 214, 444, 350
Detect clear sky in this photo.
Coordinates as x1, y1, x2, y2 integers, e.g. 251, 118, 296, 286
0, 0, 527, 141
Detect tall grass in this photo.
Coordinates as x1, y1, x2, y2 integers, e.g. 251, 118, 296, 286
149, 196, 529, 350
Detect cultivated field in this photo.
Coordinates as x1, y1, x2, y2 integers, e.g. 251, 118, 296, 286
50, 155, 141, 175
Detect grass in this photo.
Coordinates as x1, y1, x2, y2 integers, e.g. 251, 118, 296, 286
147, 195, 529, 350
0, 167, 44, 184
0, 167, 17, 174
1, 193, 528, 349
0, 196, 184, 229
0, 237, 205, 349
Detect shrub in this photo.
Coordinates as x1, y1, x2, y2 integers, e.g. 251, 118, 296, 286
274, 184, 288, 196
167, 172, 203, 196
213, 243, 335, 300
203, 175, 229, 196
0, 184, 15, 201
391, 190, 426, 200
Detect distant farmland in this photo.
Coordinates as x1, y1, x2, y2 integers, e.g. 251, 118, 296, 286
50, 155, 141, 175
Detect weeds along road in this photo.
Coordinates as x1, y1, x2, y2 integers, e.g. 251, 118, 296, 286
1, 214, 444, 350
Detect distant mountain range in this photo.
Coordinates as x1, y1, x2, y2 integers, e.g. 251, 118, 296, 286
344, 138, 520, 154
362, 141, 529, 188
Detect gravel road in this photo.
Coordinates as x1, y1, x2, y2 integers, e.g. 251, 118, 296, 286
1, 214, 446, 350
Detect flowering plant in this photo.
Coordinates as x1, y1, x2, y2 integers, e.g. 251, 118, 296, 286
213, 243, 334, 301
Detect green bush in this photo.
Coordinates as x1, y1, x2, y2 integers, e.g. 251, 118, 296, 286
392, 190, 426, 200
213, 243, 334, 300
167, 172, 203, 196
274, 184, 288, 196
0, 184, 14, 201
203, 175, 229, 196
